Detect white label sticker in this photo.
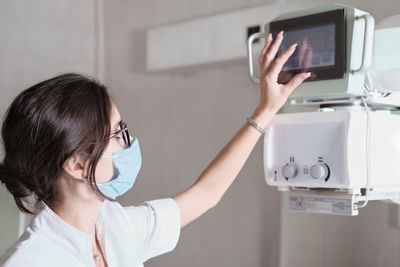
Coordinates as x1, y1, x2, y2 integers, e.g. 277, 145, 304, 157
306, 201, 333, 214
289, 196, 352, 215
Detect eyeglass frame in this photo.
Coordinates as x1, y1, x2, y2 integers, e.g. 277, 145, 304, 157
110, 121, 131, 148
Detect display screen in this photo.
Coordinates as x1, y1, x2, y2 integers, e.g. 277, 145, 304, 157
269, 9, 346, 84
279, 24, 336, 71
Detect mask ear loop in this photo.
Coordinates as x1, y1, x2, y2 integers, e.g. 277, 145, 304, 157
102, 155, 119, 159
82, 177, 96, 185
102, 136, 136, 159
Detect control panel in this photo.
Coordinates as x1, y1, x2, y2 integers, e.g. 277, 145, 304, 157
280, 156, 331, 182
264, 118, 345, 188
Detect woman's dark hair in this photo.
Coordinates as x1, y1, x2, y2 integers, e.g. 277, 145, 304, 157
0, 73, 115, 214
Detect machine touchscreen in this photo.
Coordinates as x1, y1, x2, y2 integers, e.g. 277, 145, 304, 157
269, 9, 346, 84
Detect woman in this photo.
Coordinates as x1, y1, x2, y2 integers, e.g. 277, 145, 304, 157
0, 32, 310, 266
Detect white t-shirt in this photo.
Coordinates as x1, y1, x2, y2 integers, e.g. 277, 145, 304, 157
0, 198, 181, 267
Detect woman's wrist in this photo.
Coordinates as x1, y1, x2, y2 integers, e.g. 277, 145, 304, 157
249, 105, 276, 129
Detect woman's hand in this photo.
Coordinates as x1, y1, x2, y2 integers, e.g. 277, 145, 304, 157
256, 31, 311, 116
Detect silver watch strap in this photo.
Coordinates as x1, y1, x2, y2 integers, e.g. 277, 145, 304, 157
246, 117, 266, 134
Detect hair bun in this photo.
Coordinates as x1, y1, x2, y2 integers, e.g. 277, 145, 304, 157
0, 162, 31, 200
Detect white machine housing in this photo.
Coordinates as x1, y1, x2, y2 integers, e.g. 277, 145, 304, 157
248, 4, 375, 100
264, 109, 400, 189
247, 4, 400, 215
263, 109, 400, 215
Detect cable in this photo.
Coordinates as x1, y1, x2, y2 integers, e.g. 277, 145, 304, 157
356, 96, 371, 209
363, 72, 374, 94
363, 72, 390, 98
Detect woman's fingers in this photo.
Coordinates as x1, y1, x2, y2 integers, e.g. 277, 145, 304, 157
260, 31, 283, 73
284, 72, 311, 94
258, 33, 272, 67
268, 43, 297, 79
261, 31, 284, 73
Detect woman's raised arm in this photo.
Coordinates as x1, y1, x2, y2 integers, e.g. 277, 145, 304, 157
173, 31, 311, 228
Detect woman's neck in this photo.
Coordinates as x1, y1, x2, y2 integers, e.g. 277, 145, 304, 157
48, 176, 105, 236
50, 197, 104, 236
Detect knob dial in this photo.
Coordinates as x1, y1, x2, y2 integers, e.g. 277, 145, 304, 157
282, 164, 298, 180
310, 164, 330, 180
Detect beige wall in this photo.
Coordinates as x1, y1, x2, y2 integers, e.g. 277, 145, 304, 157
0, 0, 98, 255
0, 184, 19, 256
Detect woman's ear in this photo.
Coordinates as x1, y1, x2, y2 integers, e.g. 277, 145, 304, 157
62, 154, 89, 181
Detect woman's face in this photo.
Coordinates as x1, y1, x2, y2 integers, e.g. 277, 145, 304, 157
94, 102, 127, 184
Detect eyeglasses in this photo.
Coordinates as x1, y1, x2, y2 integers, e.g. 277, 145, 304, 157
111, 121, 131, 148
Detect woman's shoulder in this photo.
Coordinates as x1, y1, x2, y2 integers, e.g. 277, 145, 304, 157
0, 228, 43, 267
100, 198, 181, 234
102, 198, 180, 219
101, 198, 181, 263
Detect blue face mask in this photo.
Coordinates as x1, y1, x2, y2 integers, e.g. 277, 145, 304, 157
97, 137, 142, 199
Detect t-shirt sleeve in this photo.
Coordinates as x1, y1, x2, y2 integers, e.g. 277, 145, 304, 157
123, 198, 181, 262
